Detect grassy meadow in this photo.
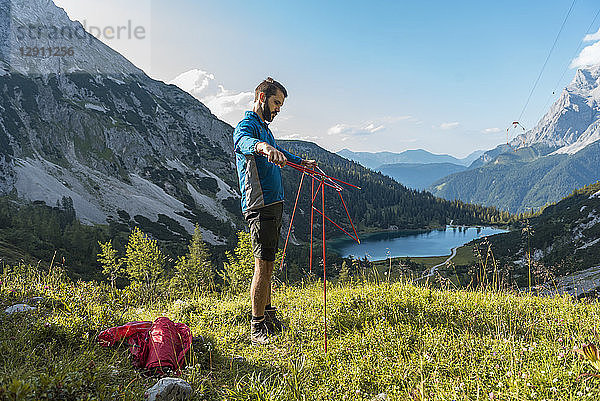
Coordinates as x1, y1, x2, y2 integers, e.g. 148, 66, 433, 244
1, 263, 600, 400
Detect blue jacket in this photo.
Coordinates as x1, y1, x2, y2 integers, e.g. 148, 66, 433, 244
233, 111, 303, 212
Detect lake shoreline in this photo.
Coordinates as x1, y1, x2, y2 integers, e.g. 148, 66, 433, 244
329, 225, 509, 261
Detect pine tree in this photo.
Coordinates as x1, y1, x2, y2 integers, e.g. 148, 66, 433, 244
97, 240, 124, 289
221, 231, 255, 294
172, 224, 214, 295
338, 260, 350, 283
125, 227, 165, 296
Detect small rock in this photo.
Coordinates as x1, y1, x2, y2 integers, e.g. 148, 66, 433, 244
4, 304, 36, 314
372, 393, 388, 401
144, 377, 192, 401
29, 297, 44, 305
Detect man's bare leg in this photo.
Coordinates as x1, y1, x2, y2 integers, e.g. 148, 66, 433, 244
251, 257, 274, 317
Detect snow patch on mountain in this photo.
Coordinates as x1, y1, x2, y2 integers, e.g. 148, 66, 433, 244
163, 159, 238, 201
203, 169, 238, 200
573, 210, 600, 241
14, 158, 107, 224
84, 103, 106, 113
577, 238, 600, 250
186, 182, 229, 223
551, 122, 600, 155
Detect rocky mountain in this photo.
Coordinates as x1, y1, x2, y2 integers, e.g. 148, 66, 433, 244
512, 65, 600, 153
0, 0, 242, 245
337, 148, 481, 170
430, 65, 600, 213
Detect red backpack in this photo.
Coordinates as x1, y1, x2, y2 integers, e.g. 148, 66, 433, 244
98, 317, 192, 374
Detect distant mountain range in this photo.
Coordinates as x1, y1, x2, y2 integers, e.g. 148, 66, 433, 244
378, 163, 467, 191
336, 149, 484, 190
336, 148, 484, 170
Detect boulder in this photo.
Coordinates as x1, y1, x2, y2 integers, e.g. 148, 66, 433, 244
144, 377, 192, 401
4, 304, 36, 314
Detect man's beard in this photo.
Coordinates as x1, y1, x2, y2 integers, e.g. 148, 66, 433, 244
263, 102, 274, 122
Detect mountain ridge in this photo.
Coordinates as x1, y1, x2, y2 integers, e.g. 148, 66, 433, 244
336, 148, 483, 170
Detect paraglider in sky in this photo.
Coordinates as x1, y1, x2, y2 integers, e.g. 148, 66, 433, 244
506, 121, 526, 151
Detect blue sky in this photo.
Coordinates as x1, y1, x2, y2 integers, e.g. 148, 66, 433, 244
56, 0, 600, 158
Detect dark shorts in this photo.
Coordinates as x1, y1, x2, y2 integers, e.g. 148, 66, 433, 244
243, 202, 283, 262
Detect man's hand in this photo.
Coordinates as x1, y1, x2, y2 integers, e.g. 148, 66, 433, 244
255, 142, 287, 167
301, 159, 317, 169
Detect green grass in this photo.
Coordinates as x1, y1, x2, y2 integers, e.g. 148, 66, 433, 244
2, 265, 600, 400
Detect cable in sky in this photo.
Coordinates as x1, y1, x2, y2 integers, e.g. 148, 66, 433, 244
517, 0, 578, 123
538, 6, 600, 117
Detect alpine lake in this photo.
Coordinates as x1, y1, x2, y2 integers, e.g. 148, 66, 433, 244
329, 226, 508, 261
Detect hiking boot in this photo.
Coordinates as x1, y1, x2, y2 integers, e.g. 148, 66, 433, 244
265, 307, 286, 334
251, 319, 271, 345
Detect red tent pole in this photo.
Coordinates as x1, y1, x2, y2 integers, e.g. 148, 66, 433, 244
310, 176, 315, 273
312, 206, 359, 243
311, 180, 324, 205
287, 162, 362, 190
322, 181, 327, 353
338, 191, 360, 244
279, 173, 305, 273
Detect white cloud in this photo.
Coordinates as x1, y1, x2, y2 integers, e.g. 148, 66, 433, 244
169, 69, 253, 125
202, 86, 254, 120
276, 132, 320, 141
571, 41, 600, 68
571, 29, 600, 68
327, 122, 385, 136
584, 27, 600, 42
439, 122, 460, 130
483, 127, 501, 133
